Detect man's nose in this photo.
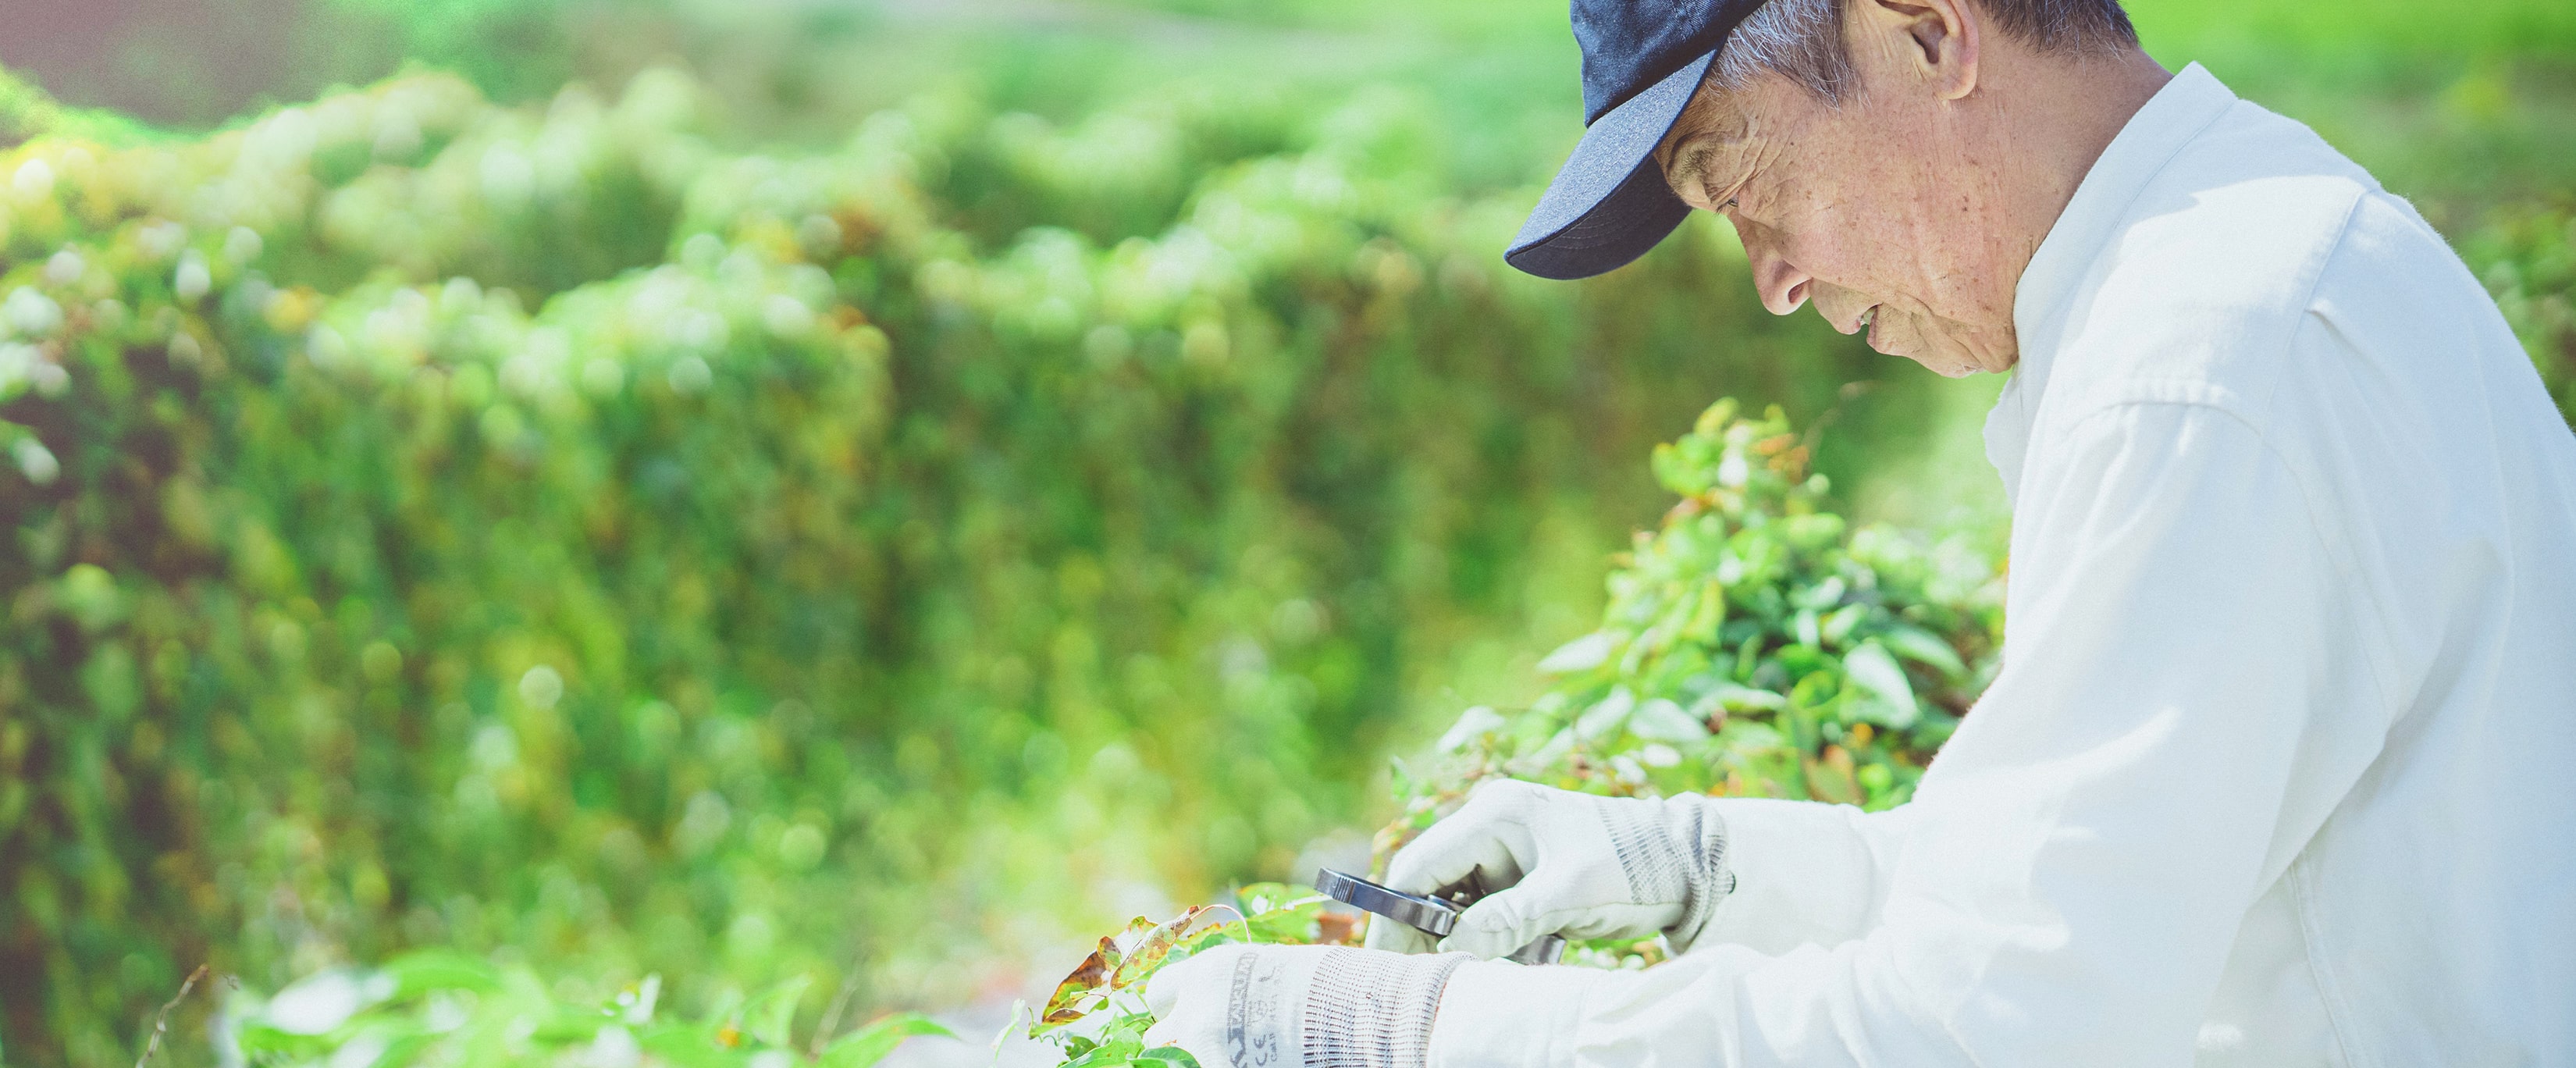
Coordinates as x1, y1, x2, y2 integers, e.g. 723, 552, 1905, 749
1745, 233, 1812, 316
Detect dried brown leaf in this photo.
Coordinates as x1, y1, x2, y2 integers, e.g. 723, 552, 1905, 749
1037, 936, 1122, 1028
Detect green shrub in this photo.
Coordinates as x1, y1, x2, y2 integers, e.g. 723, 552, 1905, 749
0, 66, 1915, 1066
1383, 400, 2002, 856
221, 952, 954, 1068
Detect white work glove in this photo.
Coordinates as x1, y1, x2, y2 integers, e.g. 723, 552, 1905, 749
1142, 944, 1470, 1068
1364, 778, 1735, 959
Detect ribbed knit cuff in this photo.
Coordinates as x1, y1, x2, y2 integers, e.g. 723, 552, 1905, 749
1596, 796, 1737, 954
1300, 949, 1471, 1068
1661, 798, 1735, 955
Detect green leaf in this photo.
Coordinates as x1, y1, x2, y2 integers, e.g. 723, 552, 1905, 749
1244, 900, 1324, 945
819, 1013, 955, 1068
1715, 720, 1788, 754
1536, 632, 1614, 675
638, 1022, 755, 1068
1878, 623, 1968, 680
1137, 1048, 1204, 1068
1064, 1031, 1147, 1068
1233, 883, 1313, 916
1651, 441, 1711, 497
1693, 682, 1785, 715
1817, 603, 1867, 647
1573, 688, 1635, 742
742, 974, 813, 1048
379, 950, 503, 996
1840, 641, 1920, 729
1521, 725, 1577, 767
229, 1021, 328, 1059
1680, 581, 1727, 645
1793, 607, 1822, 648
1627, 698, 1708, 743
1433, 706, 1508, 753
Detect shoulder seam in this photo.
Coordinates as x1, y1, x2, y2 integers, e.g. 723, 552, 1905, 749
2054, 398, 2405, 723
2250, 186, 2371, 420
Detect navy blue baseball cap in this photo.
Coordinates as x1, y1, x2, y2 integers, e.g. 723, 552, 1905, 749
1505, 0, 1774, 279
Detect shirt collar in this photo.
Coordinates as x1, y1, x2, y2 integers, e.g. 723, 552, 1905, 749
1983, 62, 2239, 505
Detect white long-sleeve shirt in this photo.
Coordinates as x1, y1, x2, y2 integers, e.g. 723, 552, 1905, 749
1429, 63, 2576, 1067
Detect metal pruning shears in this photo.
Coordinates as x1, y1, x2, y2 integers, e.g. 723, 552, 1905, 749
1315, 867, 1567, 965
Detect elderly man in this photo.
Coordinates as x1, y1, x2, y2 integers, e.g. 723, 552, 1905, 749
1144, 0, 2576, 1063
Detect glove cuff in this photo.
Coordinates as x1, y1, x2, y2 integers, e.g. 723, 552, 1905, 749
1655, 798, 1736, 955
1300, 949, 1471, 1068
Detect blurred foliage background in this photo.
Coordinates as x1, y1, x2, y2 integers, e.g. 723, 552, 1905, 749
0, 0, 2569, 1064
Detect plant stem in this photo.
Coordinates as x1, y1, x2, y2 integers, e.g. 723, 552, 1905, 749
135, 965, 212, 1068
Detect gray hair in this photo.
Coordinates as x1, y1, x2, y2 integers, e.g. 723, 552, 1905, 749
1712, 0, 2140, 103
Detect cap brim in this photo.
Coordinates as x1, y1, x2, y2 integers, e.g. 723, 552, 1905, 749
1504, 49, 1717, 280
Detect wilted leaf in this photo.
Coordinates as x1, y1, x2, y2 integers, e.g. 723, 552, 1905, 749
1105, 914, 1159, 956
1036, 936, 1123, 1031
1111, 906, 1211, 989
1315, 911, 1361, 945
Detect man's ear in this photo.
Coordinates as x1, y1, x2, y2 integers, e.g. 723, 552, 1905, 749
1867, 0, 1980, 100
1655, 84, 1750, 210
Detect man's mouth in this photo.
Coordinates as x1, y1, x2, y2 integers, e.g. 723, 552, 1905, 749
1856, 304, 1880, 347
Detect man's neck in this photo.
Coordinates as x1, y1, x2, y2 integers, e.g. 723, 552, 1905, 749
1986, 48, 2176, 292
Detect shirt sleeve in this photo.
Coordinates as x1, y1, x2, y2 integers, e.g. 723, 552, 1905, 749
1428, 401, 2386, 1068
1687, 798, 1919, 956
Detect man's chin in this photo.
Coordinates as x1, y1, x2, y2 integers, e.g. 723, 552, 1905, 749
1886, 346, 1984, 379
1878, 331, 2001, 378
1872, 314, 2014, 377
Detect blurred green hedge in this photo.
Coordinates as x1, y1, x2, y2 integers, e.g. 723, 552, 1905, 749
0, 68, 1911, 1066
2469, 201, 2576, 416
